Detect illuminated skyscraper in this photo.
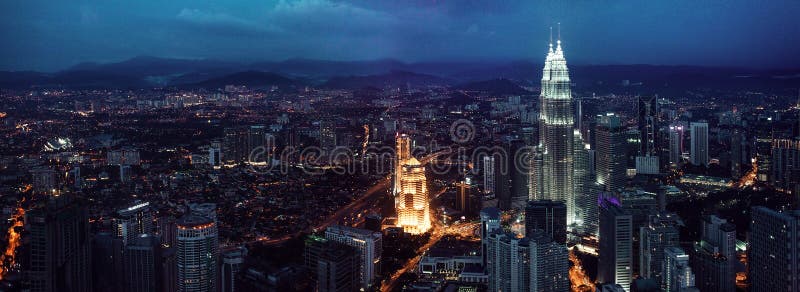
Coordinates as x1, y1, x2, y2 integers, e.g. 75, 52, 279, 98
394, 134, 431, 234
539, 34, 575, 225
596, 113, 627, 192
669, 124, 685, 164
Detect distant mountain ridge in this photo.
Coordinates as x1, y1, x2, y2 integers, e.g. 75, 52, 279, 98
321, 70, 454, 89
1, 56, 799, 92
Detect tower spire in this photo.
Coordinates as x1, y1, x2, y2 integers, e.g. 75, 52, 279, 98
549, 26, 554, 52
556, 22, 563, 52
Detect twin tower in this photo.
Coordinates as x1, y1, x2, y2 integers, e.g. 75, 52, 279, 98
393, 35, 580, 234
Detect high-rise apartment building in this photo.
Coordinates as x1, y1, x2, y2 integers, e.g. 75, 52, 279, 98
176, 215, 219, 292
486, 230, 569, 292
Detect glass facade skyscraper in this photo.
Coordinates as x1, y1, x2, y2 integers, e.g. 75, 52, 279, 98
538, 38, 576, 226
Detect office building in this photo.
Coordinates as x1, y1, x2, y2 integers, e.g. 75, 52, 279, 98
26, 196, 93, 292
596, 113, 627, 192
524, 200, 567, 244
639, 213, 681, 286
221, 247, 247, 292
480, 207, 501, 268
30, 167, 56, 195
507, 139, 530, 209
528, 146, 545, 201
114, 201, 154, 246
663, 247, 696, 292
455, 175, 475, 216
598, 197, 633, 291
771, 138, 800, 192
176, 215, 219, 292
669, 124, 685, 164
573, 130, 593, 233
749, 206, 800, 291
223, 127, 248, 163
483, 155, 496, 194
538, 36, 576, 226
690, 215, 735, 292
528, 230, 570, 292
208, 141, 221, 167
319, 118, 337, 150
316, 244, 358, 292
393, 133, 431, 234
690, 122, 709, 166
324, 225, 382, 289
123, 234, 162, 292
730, 128, 745, 178
638, 96, 659, 157
92, 232, 125, 292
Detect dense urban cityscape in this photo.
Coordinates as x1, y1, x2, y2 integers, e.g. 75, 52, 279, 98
1, 1, 799, 292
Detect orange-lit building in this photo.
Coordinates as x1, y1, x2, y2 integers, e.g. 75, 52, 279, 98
394, 134, 431, 234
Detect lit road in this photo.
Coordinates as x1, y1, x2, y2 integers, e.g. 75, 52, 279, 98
246, 175, 391, 245
381, 219, 479, 292
247, 150, 453, 246
735, 158, 758, 189
569, 249, 595, 292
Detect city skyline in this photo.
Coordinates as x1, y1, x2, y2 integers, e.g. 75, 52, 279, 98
1, 2, 800, 291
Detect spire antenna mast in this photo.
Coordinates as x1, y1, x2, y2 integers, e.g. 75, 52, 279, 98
558, 22, 561, 41
550, 26, 553, 45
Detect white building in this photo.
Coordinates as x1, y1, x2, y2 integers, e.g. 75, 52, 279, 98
176, 215, 219, 292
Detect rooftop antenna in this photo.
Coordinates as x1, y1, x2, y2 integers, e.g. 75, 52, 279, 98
549, 26, 553, 48
558, 22, 561, 41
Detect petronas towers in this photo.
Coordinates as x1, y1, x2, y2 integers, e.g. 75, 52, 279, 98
535, 37, 580, 229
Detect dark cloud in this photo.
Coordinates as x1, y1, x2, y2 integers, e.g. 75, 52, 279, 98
0, 0, 798, 71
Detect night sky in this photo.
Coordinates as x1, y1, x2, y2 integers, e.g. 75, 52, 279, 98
1, 0, 799, 71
